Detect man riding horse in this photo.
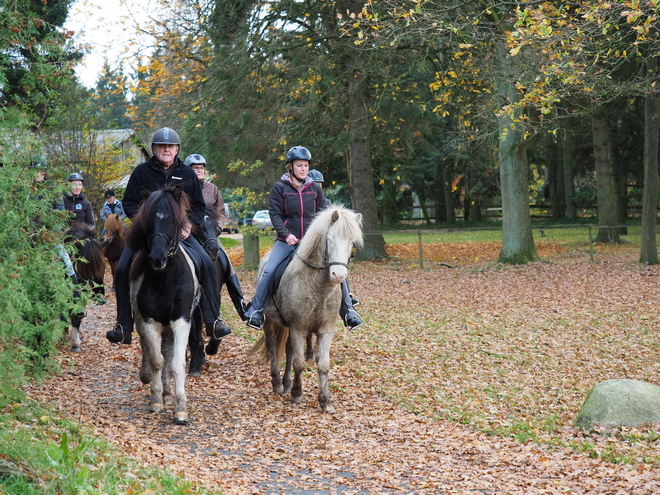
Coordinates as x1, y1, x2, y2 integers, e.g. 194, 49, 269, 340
106, 127, 232, 345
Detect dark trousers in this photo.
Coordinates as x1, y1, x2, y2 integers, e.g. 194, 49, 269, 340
115, 236, 220, 332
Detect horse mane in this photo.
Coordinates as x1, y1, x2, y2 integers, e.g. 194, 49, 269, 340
290, 204, 364, 275
104, 214, 124, 235
127, 187, 191, 253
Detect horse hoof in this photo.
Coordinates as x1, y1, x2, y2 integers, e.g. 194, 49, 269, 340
71, 346, 81, 353
149, 403, 164, 413
273, 384, 284, 394
322, 404, 336, 414
188, 369, 201, 377
291, 395, 303, 405
173, 412, 188, 425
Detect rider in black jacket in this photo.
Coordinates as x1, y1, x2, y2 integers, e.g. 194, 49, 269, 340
106, 127, 232, 345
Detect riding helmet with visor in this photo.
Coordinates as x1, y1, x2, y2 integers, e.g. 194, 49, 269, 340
285, 146, 312, 164
184, 154, 206, 167
308, 169, 324, 183
151, 127, 180, 147
67, 172, 84, 182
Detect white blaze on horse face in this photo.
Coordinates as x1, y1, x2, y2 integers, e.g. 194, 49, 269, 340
328, 237, 351, 283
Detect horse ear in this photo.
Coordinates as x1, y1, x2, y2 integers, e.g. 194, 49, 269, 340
355, 213, 362, 224
331, 209, 339, 223
140, 187, 150, 201
172, 186, 182, 201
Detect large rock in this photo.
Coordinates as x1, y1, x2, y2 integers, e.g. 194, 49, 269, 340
576, 379, 660, 429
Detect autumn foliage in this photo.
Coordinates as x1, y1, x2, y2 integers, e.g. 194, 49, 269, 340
25, 239, 660, 493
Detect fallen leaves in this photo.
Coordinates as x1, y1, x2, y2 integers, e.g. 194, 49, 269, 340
23, 240, 660, 493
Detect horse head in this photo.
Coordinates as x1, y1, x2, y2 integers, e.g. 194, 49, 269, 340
193, 210, 220, 261
296, 205, 364, 284
129, 186, 190, 271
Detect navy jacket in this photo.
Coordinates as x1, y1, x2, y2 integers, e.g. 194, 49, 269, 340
122, 156, 206, 226
269, 173, 326, 242
62, 193, 95, 228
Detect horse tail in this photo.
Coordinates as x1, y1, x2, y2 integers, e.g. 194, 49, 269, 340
249, 326, 290, 365
76, 238, 105, 285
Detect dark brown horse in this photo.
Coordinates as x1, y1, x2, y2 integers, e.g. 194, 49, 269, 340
100, 214, 126, 290
64, 223, 106, 351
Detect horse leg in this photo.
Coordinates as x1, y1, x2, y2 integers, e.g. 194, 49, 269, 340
188, 308, 204, 377
264, 321, 284, 394
162, 331, 174, 405
109, 260, 118, 291
316, 330, 335, 414
289, 330, 306, 405
304, 333, 315, 361
138, 321, 165, 412
171, 318, 191, 425
283, 332, 294, 394
69, 312, 84, 352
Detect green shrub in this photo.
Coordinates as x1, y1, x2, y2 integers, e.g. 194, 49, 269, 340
0, 156, 80, 407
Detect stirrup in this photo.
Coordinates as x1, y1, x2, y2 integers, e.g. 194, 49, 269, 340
350, 293, 360, 307
343, 310, 363, 330
246, 310, 265, 330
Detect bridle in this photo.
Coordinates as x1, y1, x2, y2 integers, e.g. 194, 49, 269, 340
148, 231, 179, 257
294, 236, 350, 270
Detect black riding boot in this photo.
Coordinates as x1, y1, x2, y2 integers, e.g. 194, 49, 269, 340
225, 274, 249, 321
340, 279, 363, 330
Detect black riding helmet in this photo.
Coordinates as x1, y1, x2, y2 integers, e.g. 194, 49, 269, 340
285, 146, 312, 164
67, 172, 84, 182
308, 169, 324, 182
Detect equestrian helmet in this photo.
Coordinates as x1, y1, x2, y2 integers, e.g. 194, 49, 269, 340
308, 169, 324, 183
285, 146, 312, 164
184, 154, 206, 167
30, 155, 47, 169
67, 172, 84, 182
151, 127, 180, 146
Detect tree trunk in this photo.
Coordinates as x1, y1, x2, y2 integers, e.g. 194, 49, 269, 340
343, 53, 387, 259
561, 128, 577, 221
444, 162, 456, 222
435, 159, 447, 223
592, 105, 621, 243
494, 32, 538, 264
640, 57, 660, 264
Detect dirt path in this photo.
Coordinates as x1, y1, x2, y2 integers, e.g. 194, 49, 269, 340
27, 267, 660, 495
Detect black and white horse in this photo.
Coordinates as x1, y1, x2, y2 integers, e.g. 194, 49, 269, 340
128, 186, 199, 424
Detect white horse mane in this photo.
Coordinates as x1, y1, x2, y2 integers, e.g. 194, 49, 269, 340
293, 204, 364, 269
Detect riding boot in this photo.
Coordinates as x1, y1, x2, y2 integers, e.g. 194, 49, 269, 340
106, 248, 134, 345
340, 279, 363, 330
204, 318, 230, 355
225, 274, 249, 321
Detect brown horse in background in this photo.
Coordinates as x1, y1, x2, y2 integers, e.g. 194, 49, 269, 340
100, 214, 126, 290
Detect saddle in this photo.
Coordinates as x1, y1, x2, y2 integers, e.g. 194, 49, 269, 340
179, 238, 203, 278
269, 250, 296, 298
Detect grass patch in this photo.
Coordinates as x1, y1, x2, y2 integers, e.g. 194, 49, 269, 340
0, 401, 223, 495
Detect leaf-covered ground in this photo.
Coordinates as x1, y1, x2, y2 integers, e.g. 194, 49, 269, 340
27, 240, 660, 494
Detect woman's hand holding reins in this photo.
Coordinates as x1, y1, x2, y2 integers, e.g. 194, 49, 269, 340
180, 221, 192, 240
286, 234, 299, 246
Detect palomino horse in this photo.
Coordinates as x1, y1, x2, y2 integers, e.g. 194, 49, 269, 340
100, 213, 126, 290
64, 223, 105, 352
252, 205, 363, 413
128, 186, 199, 425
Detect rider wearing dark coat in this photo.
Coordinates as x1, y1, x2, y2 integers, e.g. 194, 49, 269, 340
63, 172, 95, 228
245, 146, 363, 331
106, 127, 232, 345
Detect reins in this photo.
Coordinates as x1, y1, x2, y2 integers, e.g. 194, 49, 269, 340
294, 237, 349, 270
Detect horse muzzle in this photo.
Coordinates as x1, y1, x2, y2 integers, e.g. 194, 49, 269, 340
329, 266, 348, 284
